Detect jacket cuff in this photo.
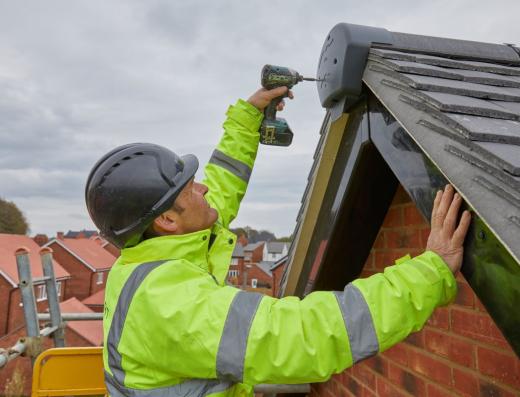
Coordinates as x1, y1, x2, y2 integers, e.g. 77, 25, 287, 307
419, 250, 457, 305
226, 99, 264, 131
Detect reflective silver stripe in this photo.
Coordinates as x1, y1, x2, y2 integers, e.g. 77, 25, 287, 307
216, 291, 263, 382
105, 371, 233, 397
105, 260, 234, 396
107, 261, 167, 385
209, 149, 252, 183
334, 284, 379, 363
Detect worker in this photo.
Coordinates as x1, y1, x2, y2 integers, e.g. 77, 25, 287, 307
85, 86, 471, 397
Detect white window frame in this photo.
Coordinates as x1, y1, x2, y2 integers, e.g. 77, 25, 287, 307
251, 279, 258, 288
230, 258, 239, 266
56, 281, 62, 297
228, 270, 238, 278
36, 284, 47, 302
96, 272, 104, 285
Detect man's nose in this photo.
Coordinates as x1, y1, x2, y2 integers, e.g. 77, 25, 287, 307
195, 182, 209, 195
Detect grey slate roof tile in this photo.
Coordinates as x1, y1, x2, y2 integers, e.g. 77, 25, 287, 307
369, 56, 520, 87
371, 48, 520, 76
364, 43, 520, 263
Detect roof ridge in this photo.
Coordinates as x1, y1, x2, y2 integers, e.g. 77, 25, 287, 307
374, 31, 520, 65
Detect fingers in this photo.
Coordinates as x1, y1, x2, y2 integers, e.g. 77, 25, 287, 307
266, 86, 288, 99
431, 190, 442, 229
276, 100, 285, 111
443, 192, 463, 236
452, 210, 471, 246
432, 185, 454, 228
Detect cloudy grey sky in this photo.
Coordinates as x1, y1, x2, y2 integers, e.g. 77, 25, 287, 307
1, 0, 519, 238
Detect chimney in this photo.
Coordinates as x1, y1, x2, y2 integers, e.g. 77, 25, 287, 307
57, 231, 64, 240
238, 234, 248, 247
33, 234, 49, 246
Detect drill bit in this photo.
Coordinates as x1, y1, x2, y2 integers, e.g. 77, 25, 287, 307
302, 77, 323, 81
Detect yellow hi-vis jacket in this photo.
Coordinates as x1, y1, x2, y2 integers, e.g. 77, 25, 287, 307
102, 99, 457, 397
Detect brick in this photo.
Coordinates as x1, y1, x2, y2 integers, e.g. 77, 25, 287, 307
427, 307, 450, 330
361, 386, 376, 397
352, 363, 376, 390
374, 251, 396, 270
479, 380, 517, 397
451, 307, 510, 349
363, 252, 375, 270
404, 330, 425, 348
454, 280, 475, 308
453, 368, 479, 396
383, 206, 403, 228
408, 349, 452, 384
403, 204, 427, 226
373, 232, 385, 249
387, 361, 427, 396
424, 328, 475, 368
376, 376, 408, 397
385, 229, 422, 249
427, 383, 455, 397
363, 355, 388, 376
344, 375, 363, 396
477, 346, 520, 389
383, 343, 409, 366
419, 227, 431, 247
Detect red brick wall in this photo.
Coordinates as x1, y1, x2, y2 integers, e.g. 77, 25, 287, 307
245, 244, 264, 264
271, 262, 287, 297
1, 280, 67, 337
311, 185, 520, 397
89, 270, 107, 296
49, 242, 93, 301
247, 264, 272, 289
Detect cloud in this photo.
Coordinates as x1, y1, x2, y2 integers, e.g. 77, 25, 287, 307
0, 0, 519, 237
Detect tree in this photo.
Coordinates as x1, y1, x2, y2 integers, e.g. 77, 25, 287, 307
230, 226, 276, 243
0, 197, 29, 235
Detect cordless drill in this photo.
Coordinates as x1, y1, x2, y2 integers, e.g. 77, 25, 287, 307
260, 65, 318, 146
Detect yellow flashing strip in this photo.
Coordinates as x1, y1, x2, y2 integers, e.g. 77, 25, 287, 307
284, 113, 350, 296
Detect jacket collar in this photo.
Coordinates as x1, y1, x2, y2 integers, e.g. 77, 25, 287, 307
120, 229, 212, 272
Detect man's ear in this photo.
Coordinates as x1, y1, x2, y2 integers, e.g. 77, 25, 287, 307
152, 210, 179, 234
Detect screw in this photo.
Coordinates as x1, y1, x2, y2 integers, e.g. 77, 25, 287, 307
478, 230, 486, 240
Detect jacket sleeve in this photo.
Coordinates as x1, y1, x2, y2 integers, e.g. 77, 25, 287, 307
203, 99, 263, 228
217, 251, 456, 385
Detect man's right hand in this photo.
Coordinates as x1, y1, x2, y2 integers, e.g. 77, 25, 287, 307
426, 184, 472, 274
247, 87, 294, 112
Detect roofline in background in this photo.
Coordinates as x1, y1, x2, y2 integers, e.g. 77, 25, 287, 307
44, 238, 97, 272
0, 268, 16, 287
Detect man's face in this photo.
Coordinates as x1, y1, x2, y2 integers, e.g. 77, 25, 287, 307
172, 179, 218, 234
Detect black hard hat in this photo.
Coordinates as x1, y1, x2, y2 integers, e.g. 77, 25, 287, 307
85, 143, 198, 248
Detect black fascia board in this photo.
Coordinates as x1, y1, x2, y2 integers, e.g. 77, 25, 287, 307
293, 100, 398, 296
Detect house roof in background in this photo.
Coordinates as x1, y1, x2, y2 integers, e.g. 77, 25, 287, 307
60, 297, 103, 346
363, 45, 520, 262
271, 255, 288, 271
265, 242, 289, 254
47, 238, 116, 271
82, 288, 105, 306
256, 261, 274, 276
232, 244, 245, 257
65, 230, 98, 238
0, 234, 70, 287
244, 242, 264, 251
